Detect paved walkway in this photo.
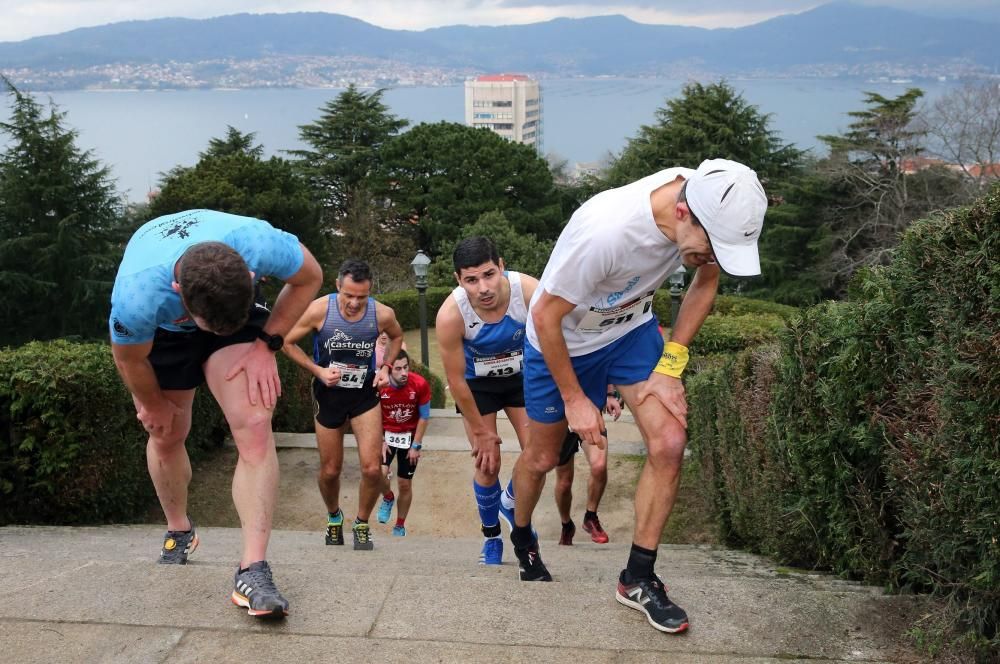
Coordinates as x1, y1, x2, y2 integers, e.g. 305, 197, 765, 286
1, 526, 926, 663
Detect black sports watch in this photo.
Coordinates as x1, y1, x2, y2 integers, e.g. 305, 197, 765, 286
257, 329, 284, 352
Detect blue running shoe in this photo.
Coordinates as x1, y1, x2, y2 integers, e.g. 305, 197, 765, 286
479, 536, 503, 565
377, 495, 395, 524
392, 524, 406, 537
498, 499, 515, 532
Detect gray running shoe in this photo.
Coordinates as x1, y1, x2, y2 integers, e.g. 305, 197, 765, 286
353, 521, 374, 550
231, 561, 289, 618
158, 519, 198, 564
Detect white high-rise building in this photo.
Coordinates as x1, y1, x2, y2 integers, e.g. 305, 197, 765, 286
464, 74, 543, 153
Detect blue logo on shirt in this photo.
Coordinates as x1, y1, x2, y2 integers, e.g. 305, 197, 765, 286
607, 276, 641, 306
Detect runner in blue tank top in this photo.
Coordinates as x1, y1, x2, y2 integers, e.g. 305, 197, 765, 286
108, 209, 323, 619
435, 237, 539, 566
282, 259, 405, 551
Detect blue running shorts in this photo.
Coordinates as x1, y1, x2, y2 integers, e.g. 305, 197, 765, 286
524, 318, 663, 423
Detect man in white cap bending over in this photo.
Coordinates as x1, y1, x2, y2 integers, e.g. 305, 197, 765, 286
509, 159, 767, 635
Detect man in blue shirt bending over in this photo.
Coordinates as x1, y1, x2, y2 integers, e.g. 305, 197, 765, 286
109, 209, 322, 619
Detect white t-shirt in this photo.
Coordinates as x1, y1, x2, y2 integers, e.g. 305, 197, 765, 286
527, 168, 691, 356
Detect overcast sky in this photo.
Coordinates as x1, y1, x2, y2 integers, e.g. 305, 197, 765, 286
2, 0, 996, 43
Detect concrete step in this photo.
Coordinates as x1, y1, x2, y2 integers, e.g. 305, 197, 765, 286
273, 408, 649, 454
1, 525, 925, 663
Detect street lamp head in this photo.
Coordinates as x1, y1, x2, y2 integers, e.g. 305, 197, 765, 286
411, 250, 431, 278
668, 265, 687, 290
411, 250, 432, 288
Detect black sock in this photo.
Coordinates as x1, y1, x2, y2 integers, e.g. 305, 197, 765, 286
482, 523, 501, 538
584, 510, 598, 522
562, 519, 574, 529
626, 543, 657, 580
355, 517, 368, 525
511, 524, 535, 550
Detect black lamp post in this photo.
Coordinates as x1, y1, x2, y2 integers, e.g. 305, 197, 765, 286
667, 265, 687, 330
410, 250, 432, 367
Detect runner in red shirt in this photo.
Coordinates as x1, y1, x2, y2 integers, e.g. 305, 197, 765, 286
376, 350, 432, 535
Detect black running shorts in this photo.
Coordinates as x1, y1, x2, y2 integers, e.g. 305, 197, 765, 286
148, 305, 270, 391
383, 444, 419, 479
557, 430, 581, 467
312, 378, 380, 429
456, 373, 525, 416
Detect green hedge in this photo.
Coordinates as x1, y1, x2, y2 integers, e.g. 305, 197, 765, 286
377, 287, 452, 330
688, 186, 1000, 656
1, 339, 447, 525
0, 341, 225, 525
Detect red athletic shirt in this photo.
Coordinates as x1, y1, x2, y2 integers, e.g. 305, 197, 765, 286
380, 372, 431, 433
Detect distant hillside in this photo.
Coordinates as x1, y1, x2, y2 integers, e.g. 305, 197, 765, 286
1, 2, 996, 89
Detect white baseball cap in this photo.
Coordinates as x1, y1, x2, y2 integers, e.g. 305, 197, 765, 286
685, 158, 768, 277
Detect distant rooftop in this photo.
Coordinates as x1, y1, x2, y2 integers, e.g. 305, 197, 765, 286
475, 74, 532, 82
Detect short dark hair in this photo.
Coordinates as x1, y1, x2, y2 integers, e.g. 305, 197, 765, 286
178, 242, 252, 335
453, 236, 500, 273
338, 259, 372, 284
392, 349, 409, 365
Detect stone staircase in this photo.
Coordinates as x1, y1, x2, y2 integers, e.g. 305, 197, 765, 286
1, 524, 925, 663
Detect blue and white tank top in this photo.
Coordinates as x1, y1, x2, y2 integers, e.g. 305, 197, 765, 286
453, 271, 528, 380
313, 295, 379, 390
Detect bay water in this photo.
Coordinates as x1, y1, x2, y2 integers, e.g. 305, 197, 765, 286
28, 77, 954, 201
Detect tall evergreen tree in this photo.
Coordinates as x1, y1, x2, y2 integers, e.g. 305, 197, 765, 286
604, 80, 802, 187
602, 80, 822, 303
378, 121, 562, 257
148, 127, 324, 262
816, 88, 966, 293
0, 79, 124, 345
288, 85, 407, 229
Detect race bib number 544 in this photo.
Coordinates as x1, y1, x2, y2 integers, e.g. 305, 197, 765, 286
330, 361, 368, 389
575, 291, 655, 333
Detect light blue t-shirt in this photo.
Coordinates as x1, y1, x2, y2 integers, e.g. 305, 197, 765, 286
109, 209, 304, 344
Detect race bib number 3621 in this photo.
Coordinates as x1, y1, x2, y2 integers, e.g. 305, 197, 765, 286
384, 430, 412, 449
574, 291, 655, 333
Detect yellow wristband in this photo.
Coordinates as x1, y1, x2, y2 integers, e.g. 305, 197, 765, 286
653, 341, 689, 378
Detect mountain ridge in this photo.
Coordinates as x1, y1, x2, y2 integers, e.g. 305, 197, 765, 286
1, 3, 996, 90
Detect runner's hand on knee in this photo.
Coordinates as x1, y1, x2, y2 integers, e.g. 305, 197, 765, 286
225, 344, 282, 408
636, 374, 688, 429
565, 395, 606, 450
136, 398, 181, 436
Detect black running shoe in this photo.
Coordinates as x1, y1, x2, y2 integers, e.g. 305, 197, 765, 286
231, 560, 289, 619
515, 543, 552, 582
615, 570, 689, 633
353, 521, 374, 550
158, 519, 198, 564
559, 519, 575, 546
326, 519, 344, 546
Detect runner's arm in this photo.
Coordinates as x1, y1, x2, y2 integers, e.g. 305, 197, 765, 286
436, 297, 503, 470
531, 289, 606, 447
669, 262, 719, 346
375, 303, 405, 388
280, 297, 328, 379
111, 340, 182, 435
111, 340, 163, 407
257, 243, 323, 341
635, 262, 720, 428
